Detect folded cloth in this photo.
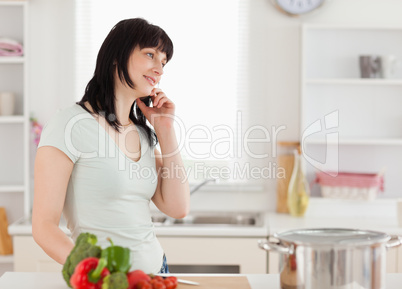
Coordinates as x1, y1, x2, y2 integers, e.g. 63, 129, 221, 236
0, 38, 23, 56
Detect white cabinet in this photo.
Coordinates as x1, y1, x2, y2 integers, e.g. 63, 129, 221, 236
300, 24, 402, 198
158, 237, 267, 274
13, 236, 62, 272
0, 0, 29, 270
12, 235, 267, 274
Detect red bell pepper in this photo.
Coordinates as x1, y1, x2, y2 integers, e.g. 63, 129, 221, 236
70, 257, 110, 289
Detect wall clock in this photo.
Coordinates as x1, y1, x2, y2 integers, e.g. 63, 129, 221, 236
272, 0, 327, 16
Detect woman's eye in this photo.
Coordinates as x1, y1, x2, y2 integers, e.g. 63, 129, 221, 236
162, 63, 166, 68
146, 53, 154, 58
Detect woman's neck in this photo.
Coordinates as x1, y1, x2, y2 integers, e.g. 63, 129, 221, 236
113, 75, 140, 125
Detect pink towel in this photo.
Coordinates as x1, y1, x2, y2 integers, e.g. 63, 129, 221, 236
0, 38, 23, 56
314, 171, 384, 192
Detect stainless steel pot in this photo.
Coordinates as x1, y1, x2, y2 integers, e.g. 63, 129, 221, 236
258, 228, 402, 289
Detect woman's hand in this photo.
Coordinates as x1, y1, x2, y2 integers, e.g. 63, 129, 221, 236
136, 88, 175, 131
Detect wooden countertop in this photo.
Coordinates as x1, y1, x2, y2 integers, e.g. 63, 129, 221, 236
2, 272, 402, 289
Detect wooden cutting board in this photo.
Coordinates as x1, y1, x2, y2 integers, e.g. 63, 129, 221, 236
0, 207, 13, 255
276, 154, 294, 213
177, 276, 251, 289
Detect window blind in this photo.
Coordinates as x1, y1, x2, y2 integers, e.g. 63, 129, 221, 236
75, 0, 265, 188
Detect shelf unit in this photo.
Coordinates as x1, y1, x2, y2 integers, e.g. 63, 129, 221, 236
0, 255, 14, 264
0, 56, 24, 64
0, 116, 24, 124
305, 138, 402, 146
0, 1, 29, 268
306, 78, 402, 86
300, 24, 402, 197
0, 185, 25, 193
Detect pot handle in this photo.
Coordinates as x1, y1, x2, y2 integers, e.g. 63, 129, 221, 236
385, 235, 402, 249
258, 238, 290, 254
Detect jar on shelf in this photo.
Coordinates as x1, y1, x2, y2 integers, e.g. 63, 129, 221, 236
0, 92, 16, 116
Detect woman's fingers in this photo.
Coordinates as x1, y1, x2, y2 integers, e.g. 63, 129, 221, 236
151, 89, 166, 108
137, 91, 175, 128
146, 88, 174, 110
156, 96, 169, 108
152, 88, 163, 94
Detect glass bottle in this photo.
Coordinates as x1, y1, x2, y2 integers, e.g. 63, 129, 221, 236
287, 149, 310, 217
276, 141, 300, 214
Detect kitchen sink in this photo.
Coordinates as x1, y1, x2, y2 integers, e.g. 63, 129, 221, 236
151, 215, 169, 225
151, 212, 263, 227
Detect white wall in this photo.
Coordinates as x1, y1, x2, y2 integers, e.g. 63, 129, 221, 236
28, 0, 75, 123
246, 0, 402, 207
27, 0, 76, 208
26, 0, 402, 214
249, 0, 402, 144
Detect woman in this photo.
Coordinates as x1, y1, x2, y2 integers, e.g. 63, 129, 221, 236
32, 18, 190, 274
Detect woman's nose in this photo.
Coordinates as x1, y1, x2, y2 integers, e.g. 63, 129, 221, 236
153, 63, 164, 75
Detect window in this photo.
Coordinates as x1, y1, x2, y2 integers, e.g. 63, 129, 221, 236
75, 1, 265, 189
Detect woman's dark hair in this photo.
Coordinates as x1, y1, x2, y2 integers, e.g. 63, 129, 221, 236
77, 18, 174, 147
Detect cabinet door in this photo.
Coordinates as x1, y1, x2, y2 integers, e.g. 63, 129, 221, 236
13, 236, 62, 272
158, 237, 267, 274
398, 246, 402, 273
13, 235, 269, 273
268, 252, 280, 274
387, 248, 398, 273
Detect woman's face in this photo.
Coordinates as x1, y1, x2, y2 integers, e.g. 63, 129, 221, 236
127, 45, 167, 97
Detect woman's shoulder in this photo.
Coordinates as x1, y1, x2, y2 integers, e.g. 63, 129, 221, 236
49, 103, 86, 121
38, 104, 92, 163
40, 104, 96, 145
44, 104, 93, 129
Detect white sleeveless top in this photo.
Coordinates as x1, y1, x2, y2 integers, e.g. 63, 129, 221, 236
38, 104, 164, 273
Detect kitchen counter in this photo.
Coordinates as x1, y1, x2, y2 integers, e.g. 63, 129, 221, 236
1, 272, 402, 289
9, 198, 402, 237
268, 212, 402, 235
8, 212, 270, 238
268, 198, 402, 236
8, 212, 270, 274
264, 198, 402, 274
6, 198, 402, 275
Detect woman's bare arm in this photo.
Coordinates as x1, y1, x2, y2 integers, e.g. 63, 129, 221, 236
151, 131, 190, 219
137, 90, 190, 219
32, 146, 75, 264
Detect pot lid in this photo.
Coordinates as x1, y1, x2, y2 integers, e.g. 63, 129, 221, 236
274, 228, 390, 246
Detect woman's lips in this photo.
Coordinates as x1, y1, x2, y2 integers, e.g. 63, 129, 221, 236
144, 75, 156, 86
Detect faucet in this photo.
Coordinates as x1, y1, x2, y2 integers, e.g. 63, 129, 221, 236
161, 178, 219, 225
190, 178, 218, 195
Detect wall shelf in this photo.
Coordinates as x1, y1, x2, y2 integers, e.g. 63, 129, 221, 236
304, 138, 402, 146
0, 185, 24, 193
303, 24, 402, 31
0, 255, 13, 264
0, 116, 24, 124
306, 78, 402, 86
0, 57, 24, 64
301, 24, 402, 197
0, 1, 25, 7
